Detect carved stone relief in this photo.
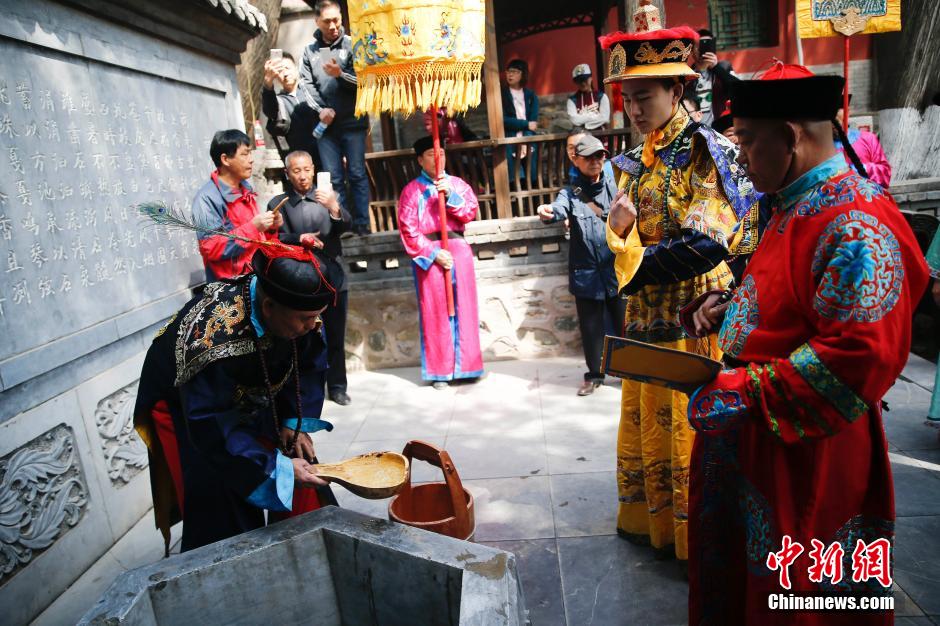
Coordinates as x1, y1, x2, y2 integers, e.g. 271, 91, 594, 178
0, 425, 89, 585
94, 382, 147, 486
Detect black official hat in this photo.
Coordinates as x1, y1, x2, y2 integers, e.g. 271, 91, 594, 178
251, 249, 339, 311
730, 61, 844, 121
413, 135, 436, 156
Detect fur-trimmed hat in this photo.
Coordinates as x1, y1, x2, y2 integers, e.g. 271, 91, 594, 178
598, 1, 699, 83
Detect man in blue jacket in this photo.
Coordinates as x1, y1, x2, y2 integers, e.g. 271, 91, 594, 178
538, 134, 624, 396
299, 0, 370, 236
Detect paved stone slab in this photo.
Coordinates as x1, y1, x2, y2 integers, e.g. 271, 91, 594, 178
539, 376, 621, 433
894, 515, 940, 616
884, 382, 938, 451
902, 353, 937, 392
893, 583, 927, 618
895, 617, 936, 625
464, 476, 555, 541
482, 539, 566, 626
448, 390, 543, 438
545, 424, 617, 475
893, 460, 940, 517
895, 448, 940, 465
445, 432, 548, 480
557, 535, 687, 626
34, 516, 182, 626
448, 364, 543, 438
318, 410, 369, 447
551, 472, 618, 538
311, 440, 350, 464
356, 393, 455, 441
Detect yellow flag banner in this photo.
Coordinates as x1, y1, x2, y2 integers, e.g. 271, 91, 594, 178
349, 0, 485, 117
796, 0, 901, 39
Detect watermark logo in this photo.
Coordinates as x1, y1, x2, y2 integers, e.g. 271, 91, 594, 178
766, 535, 892, 590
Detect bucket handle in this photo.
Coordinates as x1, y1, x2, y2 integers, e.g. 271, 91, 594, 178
400, 440, 470, 532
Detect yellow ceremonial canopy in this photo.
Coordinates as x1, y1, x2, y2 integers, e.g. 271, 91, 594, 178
796, 0, 901, 38
348, 0, 485, 117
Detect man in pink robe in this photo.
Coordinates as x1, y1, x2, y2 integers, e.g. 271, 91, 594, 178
397, 136, 484, 388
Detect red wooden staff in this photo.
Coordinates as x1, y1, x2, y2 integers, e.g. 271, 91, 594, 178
843, 35, 850, 132
429, 103, 455, 318
794, 1, 902, 133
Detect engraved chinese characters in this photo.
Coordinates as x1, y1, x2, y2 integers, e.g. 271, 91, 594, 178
0, 39, 220, 361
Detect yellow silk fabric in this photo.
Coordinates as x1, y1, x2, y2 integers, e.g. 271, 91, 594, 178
607, 105, 744, 558
616, 341, 720, 560
641, 127, 664, 168
606, 106, 741, 303
348, 0, 485, 116
796, 0, 901, 39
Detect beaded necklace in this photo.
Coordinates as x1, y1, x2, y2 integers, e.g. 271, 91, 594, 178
631, 120, 698, 235
243, 281, 304, 456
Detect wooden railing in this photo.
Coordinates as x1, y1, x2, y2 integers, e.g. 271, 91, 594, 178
364, 128, 634, 233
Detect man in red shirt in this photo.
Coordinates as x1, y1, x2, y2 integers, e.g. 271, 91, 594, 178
191, 129, 282, 280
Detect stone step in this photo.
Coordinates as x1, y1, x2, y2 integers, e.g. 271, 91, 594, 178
31, 513, 181, 626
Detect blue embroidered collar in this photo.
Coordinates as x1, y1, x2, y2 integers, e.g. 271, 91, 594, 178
249, 275, 266, 338
419, 169, 448, 187
775, 153, 849, 212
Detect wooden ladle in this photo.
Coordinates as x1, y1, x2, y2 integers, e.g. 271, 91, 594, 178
312, 452, 410, 499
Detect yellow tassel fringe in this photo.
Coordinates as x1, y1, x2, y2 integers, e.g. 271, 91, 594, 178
354, 61, 484, 117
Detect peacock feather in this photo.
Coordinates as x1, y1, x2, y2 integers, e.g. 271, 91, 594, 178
136, 201, 337, 303
136, 201, 265, 246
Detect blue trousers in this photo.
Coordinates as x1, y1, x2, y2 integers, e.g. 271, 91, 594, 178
317, 126, 370, 228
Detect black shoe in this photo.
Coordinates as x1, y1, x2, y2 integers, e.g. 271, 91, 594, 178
577, 380, 602, 396
353, 224, 371, 236
653, 544, 677, 561
329, 391, 351, 405
616, 528, 651, 546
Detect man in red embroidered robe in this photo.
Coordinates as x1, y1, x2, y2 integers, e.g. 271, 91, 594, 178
685, 63, 929, 624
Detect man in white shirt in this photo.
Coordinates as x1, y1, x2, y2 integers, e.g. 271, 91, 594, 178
566, 64, 610, 131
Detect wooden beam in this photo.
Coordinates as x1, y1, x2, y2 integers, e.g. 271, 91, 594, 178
380, 112, 397, 151
484, 0, 511, 220
593, 19, 605, 93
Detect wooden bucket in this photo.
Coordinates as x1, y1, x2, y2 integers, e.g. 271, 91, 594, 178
387, 440, 475, 541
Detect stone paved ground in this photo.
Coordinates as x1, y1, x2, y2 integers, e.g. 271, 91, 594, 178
38, 355, 940, 625
327, 355, 940, 626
